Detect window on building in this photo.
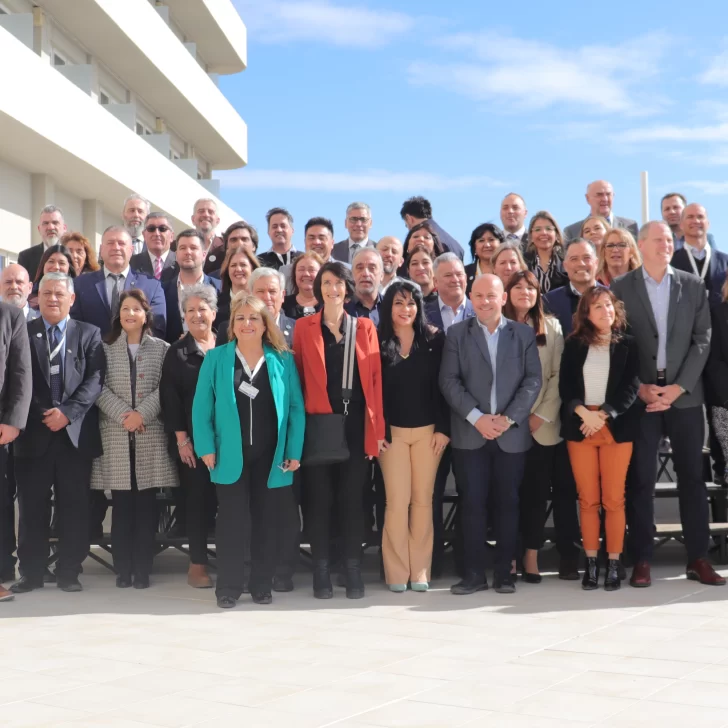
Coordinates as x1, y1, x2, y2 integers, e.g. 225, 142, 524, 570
99, 90, 110, 105
135, 121, 152, 136
52, 50, 68, 66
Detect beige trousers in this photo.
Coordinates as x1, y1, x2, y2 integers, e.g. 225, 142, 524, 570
379, 425, 443, 584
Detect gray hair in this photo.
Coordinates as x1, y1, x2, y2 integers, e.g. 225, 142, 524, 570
639, 220, 672, 241
123, 194, 151, 213
193, 197, 217, 212
433, 251, 464, 273
40, 205, 64, 219
102, 225, 131, 241
144, 211, 172, 228
250, 266, 285, 291
346, 202, 371, 216
351, 246, 382, 269
39, 271, 74, 293
179, 283, 218, 314
564, 237, 597, 257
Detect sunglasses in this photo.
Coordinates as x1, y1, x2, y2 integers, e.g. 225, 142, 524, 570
145, 225, 170, 233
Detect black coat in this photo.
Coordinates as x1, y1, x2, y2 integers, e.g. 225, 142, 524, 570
706, 301, 728, 407
558, 334, 641, 443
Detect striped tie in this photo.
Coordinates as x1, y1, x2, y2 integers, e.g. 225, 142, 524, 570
154, 257, 163, 280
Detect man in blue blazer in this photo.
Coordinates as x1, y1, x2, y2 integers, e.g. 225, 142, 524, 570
71, 226, 166, 340
162, 230, 222, 344
400, 196, 465, 260
440, 274, 541, 595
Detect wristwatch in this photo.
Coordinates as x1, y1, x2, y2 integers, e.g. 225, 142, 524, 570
504, 416, 515, 427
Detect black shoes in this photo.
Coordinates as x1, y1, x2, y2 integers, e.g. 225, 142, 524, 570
133, 575, 150, 589
57, 577, 82, 592
345, 559, 365, 599
217, 596, 236, 609
0, 567, 16, 583
116, 575, 132, 589
582, 557, 599, 590
494, 575, 516, 594
558, 556, 580, 581
10, 577, 43, 594
522, 572, 542, 584
272, 576, 294, 592
605, 560, 621, 591
251, 591, 272, 605
451, 573, 488, 595
313, 560, 333, 599
43, 568, 56, 584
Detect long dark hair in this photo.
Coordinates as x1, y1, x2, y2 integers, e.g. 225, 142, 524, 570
570, 286, 626, 345
378, 279, 436, 365
106, 289, 154, 344
468, 223, 505, 261
34, 244, 77, 284
402, 221, 446, 259
503, 270, 548, 346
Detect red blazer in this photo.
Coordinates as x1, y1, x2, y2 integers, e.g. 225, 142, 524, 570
293, 312, 384, 458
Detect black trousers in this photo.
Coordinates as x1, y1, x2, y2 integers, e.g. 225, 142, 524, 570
110, 452, 158, 579
432, 446, 464, 574
16, 433, 91, 582
520, 440, 580, 556
707, 406, 725, 479
454, 440, 525, 579
275, 471, 301, 579
627, 405, 709, 563
0, 446, 15, 574
177, 458, 216, 565
215, 448, 285, 598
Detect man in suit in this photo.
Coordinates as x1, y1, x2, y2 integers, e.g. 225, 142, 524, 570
345, 247, 384, 326
281, 218, 346, 292
1, 264, 39, 322
612, 221, 725, 588
130, 212, 176, 280
544, 239, 600, 336
332, 202, 376, 263
400, 196, 465, 260
563, 180, 638, 243
0, 300, 32, 602
18, 205, 67, 280
257, 208, 300, 271
377, 237, 404, 294
163, 230, 221, 344
425, 253, 475, 332
11, 273, 104, 594
661, 193, 715, 250
500, 193, 529, 250
190, 198, 226, 275
71, 226, 167, 340
440, 274, 541, 594
122, 194, 151, 255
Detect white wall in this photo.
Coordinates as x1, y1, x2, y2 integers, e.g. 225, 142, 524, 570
54, 186, 83, 232
0, 158, 31, 254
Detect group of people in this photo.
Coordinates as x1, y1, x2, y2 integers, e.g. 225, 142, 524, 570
0, 180, 726, 608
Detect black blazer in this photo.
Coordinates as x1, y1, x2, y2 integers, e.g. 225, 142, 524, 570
0, 302, 32, 430
706, 301, 728, 407
558, 334, 641, 443
130, 250, 177, 279
17, 243, 45, 280
671, 247, 728, 309
464, 262, 478, 296
15, 318, 105, 458
161, 274, 222, 344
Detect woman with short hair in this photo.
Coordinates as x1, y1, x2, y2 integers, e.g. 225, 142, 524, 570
491, 242, 527, 290
282, 251, 323, 320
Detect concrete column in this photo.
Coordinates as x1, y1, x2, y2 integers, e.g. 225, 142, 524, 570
30, 174, 55, 241
82, 199, 104, 253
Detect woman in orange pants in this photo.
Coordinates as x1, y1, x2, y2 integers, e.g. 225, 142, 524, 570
559, 287, 641, 591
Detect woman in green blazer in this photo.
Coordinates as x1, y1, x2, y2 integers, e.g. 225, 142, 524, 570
193, 292, 305, 608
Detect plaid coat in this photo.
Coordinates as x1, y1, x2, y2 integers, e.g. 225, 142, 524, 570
91, 332, 178, 491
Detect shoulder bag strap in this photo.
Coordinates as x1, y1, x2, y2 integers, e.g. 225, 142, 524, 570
341, 314, 358, 415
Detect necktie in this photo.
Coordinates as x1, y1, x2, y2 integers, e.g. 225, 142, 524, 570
154, 257, 163, 280
350, 243, 360, 262
109, 273, 121, 317
133, 238, 143, 255
49, 325, 63, 405
507, 233, 519, 241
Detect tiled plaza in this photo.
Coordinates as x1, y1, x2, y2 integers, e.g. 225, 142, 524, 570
2, 544, 728, 728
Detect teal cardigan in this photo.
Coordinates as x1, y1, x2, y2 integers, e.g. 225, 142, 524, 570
192, 342, 305, 486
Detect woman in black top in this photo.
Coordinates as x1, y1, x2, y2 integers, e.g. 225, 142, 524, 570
523, 211, 568, 294
398, 222, 447, 277
407, 244, 438, 304
160, 283, 219, 589
464, 223, 505, 295
378, 279, 449, 592
282, 251, 323, 319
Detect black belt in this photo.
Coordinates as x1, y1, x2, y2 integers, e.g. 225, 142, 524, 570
656, 369, 666, 385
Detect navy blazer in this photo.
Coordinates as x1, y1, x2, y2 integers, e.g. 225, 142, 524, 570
130, 250, 177, 279
425, 296, 476, 332
670, 247, 728, 309
543, 283, 606, 338
70, 269, 167, 340
162, 274, 222, 344
428, 219, 464, 261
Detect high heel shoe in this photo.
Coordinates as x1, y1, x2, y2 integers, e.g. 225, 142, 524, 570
582, 557, 599, 590
604, 559, 621, 591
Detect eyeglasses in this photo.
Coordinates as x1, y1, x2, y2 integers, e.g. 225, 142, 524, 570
347, 217, 370, 224
604, 243, 628, 250
145, 225, 170, 233
532, 226, 556, 234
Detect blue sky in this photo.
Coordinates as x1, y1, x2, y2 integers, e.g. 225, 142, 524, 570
217, 0, 728, 257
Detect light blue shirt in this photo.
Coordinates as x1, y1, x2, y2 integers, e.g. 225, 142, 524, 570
42, 315, 68, 338
642, 266, 673, 370
466, 316, 508, 426
439, 296, 466, 333
686, 243, 707, 261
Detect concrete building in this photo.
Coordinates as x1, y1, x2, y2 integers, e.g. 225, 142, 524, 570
0, 0, 247, 264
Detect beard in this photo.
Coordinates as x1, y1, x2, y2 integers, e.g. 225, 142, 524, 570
125, 222, 144, 238
44, 234, 60, 247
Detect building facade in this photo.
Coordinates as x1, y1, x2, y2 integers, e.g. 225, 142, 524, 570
0, 0, 247, 262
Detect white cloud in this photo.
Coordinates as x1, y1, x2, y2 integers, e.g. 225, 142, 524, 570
612, 123, 728, 143
233, 0, 414, 48
671, 180, 728, 195
699, 50, 728, 86
216, 168, 507, 192
408, 31, 671, 115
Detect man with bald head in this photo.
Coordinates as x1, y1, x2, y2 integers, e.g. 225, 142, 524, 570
440, 273, 541, 595
500, 193, 529, 249
376, 236, 404, 293
1, 264, 38, 321
563, 180, 638, 242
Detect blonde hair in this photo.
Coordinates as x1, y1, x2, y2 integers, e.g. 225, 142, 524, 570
580, 215, 611, 239
490, 242, 527, 271
596, 228, 642, 284
227, 292, 289, 352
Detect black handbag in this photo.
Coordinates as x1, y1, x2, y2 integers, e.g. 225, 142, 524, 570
302, 315, 358, 466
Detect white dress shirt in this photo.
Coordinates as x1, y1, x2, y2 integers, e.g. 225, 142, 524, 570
438, 295, 466, 332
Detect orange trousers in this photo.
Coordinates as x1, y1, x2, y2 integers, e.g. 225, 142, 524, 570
566, 424, 632, 554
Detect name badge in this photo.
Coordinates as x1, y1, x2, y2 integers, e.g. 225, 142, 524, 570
50, 365, 60, 375
238, 381, 259, 399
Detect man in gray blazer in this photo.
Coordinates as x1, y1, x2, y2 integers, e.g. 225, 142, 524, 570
612, 220, 724, 588
332, 202, 376, 263
440, 274, 541, 595
563, 180, 638, 242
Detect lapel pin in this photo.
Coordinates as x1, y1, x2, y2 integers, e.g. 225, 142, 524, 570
36, 332, 42, 338
209, 255, 216, 263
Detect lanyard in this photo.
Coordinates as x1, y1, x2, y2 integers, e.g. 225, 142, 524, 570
235, 348, 264, 381
47, 327, 66, 361
684, 244, 711, 282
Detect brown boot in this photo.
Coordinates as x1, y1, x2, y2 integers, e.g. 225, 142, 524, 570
0, 585, 14, 602
187, 564, 213, 589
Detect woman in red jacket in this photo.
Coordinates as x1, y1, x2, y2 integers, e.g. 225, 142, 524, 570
294, 261, 385, 600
